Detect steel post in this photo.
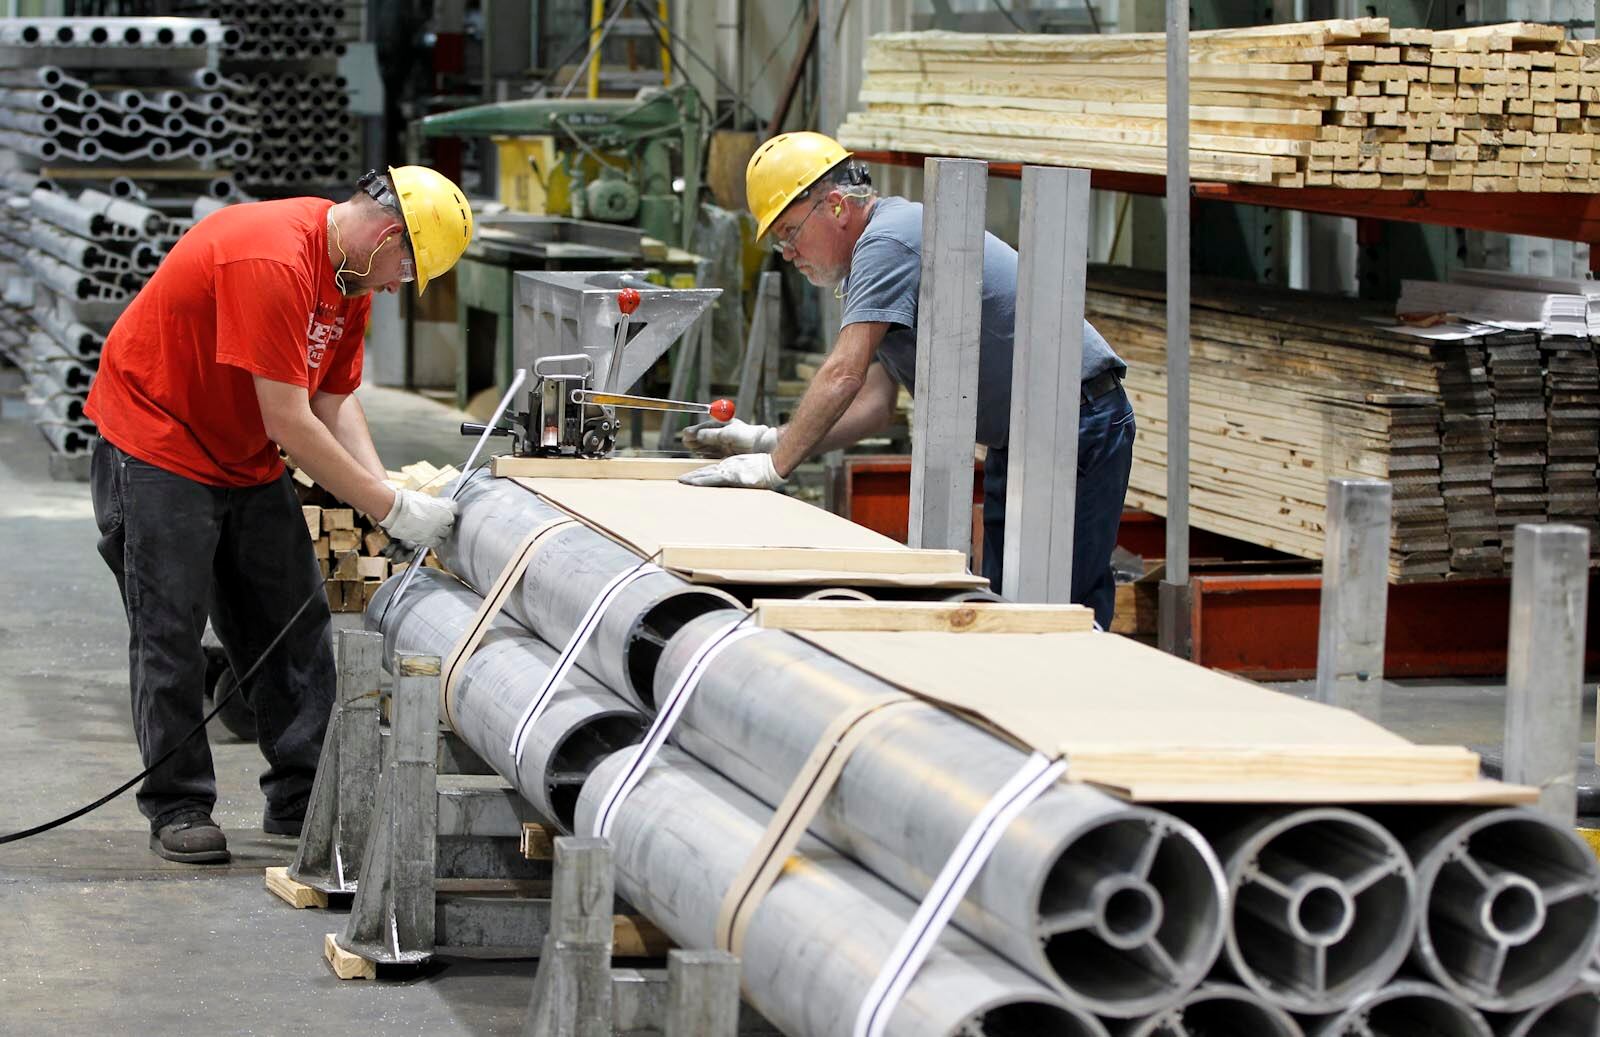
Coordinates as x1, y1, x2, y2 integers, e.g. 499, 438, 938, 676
664, 949, 742, 1037
1503, 523, 1590, 822
336, 653, 440, 966
1315, 478, 1394, 720
291, 628, 384, 894
524, 837, 615, 1037
1160, 0, 1193, 658
1003, 165, 1092, 603
908, 157, 986, 558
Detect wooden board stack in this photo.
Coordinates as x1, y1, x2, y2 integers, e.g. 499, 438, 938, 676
837, 19, 1600, 191
290, 459, 458, 613
1084, 266, 1600, 581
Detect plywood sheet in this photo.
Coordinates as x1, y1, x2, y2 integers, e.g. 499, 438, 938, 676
799, 629, 1489, 799
492, 456, 708, 480
513, 477, 989, 588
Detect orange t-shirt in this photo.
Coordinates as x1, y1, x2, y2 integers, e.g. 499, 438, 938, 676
85, 197, 372, 487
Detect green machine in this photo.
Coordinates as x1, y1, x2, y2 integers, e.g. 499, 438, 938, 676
421, 84, 705, 251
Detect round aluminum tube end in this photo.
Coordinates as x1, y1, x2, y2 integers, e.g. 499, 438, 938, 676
1211, 808, 1415, 1013
1492, 980, 1600, 1037
1035, 812, 1226, 1018
956, 999, 1109, 1037
1117, 983, 1303, 1037
1303, 981, 1492, 1037
799, 587, 875, 601
1410, 809, 1600, 1012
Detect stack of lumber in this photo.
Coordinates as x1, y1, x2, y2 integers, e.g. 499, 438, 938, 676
1085, 265, 1600, 580
836, 19, 1600, 191
289, 459, 458, 613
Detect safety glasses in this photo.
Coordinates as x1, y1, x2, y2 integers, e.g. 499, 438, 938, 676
770, 197, 824, 255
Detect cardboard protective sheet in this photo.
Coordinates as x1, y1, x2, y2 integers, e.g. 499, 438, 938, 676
796, 629, 1521, 804
512, 477, 988, 588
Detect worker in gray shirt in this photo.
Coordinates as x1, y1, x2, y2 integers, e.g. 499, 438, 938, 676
681, 132, 1134, 626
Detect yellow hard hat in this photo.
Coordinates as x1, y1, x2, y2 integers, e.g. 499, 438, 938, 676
387, 164, 473, 295
745, 131, 851, 240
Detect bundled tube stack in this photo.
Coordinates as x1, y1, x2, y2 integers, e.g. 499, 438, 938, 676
174, 1, 361, 191
0, 16, 248, 468
365, 470, 1600, 1037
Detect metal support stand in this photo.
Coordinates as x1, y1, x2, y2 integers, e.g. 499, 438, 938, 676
1315, 478, 1393, 721
908, 156, 986, 558
291, 628, 384, 894
1003, 165, 1092, 603
524, 836, 766, 1037
1504, 523, 1591, 823
329, 651, 550, 968
336, 652, 441, 966
1159, 0, 1193, 658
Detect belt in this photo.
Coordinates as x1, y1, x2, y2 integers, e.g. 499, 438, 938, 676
1081, 369, 1122, 405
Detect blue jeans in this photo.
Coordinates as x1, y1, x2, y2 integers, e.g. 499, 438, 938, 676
981, 383, 1136, 628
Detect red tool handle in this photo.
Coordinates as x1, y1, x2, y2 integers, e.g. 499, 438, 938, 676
617, 287, 642, 315
709, 398, 735, 422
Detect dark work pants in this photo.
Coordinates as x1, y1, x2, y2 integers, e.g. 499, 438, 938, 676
90, 439, 335, 831
981, 383, 1136, 628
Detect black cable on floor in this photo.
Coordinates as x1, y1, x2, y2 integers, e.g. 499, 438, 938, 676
0, 582, 326, 845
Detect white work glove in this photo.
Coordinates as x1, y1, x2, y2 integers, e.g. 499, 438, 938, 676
678, 453, 786, 490
381, 489, 458, 549
681, 418, 778, 458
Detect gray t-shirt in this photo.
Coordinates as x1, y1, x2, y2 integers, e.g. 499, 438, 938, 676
839, 195, 1124, 448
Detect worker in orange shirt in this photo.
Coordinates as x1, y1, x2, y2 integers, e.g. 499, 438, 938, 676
84, 167, 472, 864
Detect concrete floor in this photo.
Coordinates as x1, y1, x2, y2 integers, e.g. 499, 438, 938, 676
0, 377, 534, 1037
0, 371, 1587, 1036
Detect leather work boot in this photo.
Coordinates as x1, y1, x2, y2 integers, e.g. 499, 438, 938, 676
262, 813, 303, 838
150, 812, 230, 865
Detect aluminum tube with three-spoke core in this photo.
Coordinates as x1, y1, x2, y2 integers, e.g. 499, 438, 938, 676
659, 611, 1228, 1019
576, 745, 1109, 1037
367, 569, 643, 828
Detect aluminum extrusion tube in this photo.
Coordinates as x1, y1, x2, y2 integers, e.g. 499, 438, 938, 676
29, 189, 109, 238
1489, 980, 1600, 1036
77, 190, 165, 237
1115, 983, 1303, 1037
1302, 981, 1492, 1037
1400, 808, 1600, 1012
438, 470, 739, 709
35, 308, 101, 359
659, 611, 1227, 1018
1194, 807, 1415, 1013
37, 421, 95, 455
577, 745, 1108, 1037
367, 569, 643, 828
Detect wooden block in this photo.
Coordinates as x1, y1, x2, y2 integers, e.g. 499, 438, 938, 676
291, 466, 315, 489
491, 455, 712, 480
397, 460, 440, 491
265, 866, 328, 909
357, 556, 390, 580
361, 580, 382, 611
323, 933, 376, 980
363, 529, 390, 556
753, 599, 1095, 634
314, 535, 330, 558
658, 544, 969, 577
328, 528, 361, 553
333, 551, 360, 581
613, 915, 672, 958
322, 508, 355, 531
323, 578, 345, 610
521, 822, 555, 861
317, 556, 329, 578
415, 465, 460, 497
301, 506, 322, 540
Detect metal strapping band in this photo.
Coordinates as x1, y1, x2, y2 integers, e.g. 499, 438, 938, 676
589, 615, 759, 840
507, 554, 664, 763
851, 751, 1070, 1037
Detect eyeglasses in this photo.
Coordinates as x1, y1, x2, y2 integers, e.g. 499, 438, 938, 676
770, 197, 824, 255
398, 234, 416, 283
